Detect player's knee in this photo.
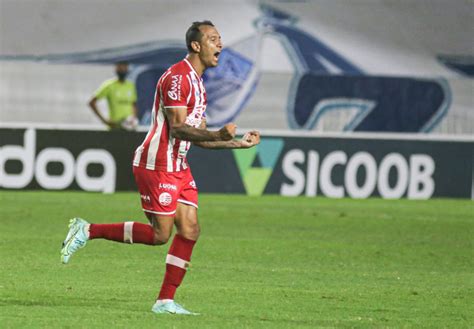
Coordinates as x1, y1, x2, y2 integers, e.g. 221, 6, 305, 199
192, 223, 201, 238
153, 232, 170, 245
180, 222, 200, 240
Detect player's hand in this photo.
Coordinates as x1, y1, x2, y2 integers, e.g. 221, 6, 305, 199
219, 123, 237, 141
240, 131, 261, 148
120, 115, 139, 131
106, 120, 119, 129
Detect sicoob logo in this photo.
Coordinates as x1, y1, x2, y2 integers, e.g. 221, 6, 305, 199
159, 192, 172, 206
167, 75, 182, 101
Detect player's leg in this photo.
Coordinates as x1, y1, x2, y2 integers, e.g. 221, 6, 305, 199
157, 203, 200, 299
61, 166, 176, 263
152, 203, 199, 315
60, 214, 174, 264
174, 203, 200, 240
152, 171, 200, 315
88, 213, 174, 245
86, 164, 176, 246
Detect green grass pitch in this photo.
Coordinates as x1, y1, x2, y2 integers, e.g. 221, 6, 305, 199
0, 191, 472, 328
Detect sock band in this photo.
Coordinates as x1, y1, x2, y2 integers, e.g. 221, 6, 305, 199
89, 222, 155, 245
123, 221, 134, 243
166, 254, 189, 270
158, 234, 197, 300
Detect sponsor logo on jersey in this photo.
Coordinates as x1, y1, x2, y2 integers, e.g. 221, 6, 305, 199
159, 192, 172, 206
140, 194, 151, 202
159, 183, 177, 191
189, 180, 196, 189
167, 75, 182, 101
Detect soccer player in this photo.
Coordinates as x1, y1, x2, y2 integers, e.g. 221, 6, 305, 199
61, 21, 260, 315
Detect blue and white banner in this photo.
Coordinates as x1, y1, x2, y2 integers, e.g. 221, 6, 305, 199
0, 1, 472, 134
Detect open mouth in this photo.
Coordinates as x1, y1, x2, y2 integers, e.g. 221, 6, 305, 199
214, 52, 221, 60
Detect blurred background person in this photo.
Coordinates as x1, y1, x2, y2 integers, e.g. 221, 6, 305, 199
88, 61, 138, 131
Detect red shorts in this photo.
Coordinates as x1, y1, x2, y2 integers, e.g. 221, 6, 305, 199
133, 166, 198, 217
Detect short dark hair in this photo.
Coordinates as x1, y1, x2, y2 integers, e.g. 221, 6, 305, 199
186, 20, 215, 53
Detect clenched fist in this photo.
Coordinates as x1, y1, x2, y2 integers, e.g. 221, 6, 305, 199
241, 131, 261, 148
219, 123, 237, 141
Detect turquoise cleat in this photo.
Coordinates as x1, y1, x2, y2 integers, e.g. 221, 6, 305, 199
151, 300, 199, 315
61, 218, 89, 264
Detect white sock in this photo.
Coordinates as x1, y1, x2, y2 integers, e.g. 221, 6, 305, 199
156, 299, 173, 305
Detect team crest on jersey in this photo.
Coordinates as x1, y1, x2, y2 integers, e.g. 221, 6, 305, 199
168, 75, 182, 101
159, 192, 172, 206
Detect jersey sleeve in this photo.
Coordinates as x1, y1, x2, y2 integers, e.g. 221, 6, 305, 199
160, 73, 191, 108
94, 80, 112, 99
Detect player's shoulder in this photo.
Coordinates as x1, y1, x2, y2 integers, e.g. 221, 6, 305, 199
168, 59, 193, 76
160, 60, 193, 88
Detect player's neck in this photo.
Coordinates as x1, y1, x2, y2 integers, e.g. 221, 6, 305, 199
186, 54, 206, 77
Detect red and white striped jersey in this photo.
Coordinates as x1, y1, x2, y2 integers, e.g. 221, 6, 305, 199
133, 58, 207, 172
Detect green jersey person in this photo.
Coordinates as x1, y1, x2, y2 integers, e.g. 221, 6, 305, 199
89, 62, 138, 130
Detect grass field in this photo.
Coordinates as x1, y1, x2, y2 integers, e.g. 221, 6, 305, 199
0, 191, 472, 328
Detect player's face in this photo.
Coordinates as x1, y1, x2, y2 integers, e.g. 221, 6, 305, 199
198, 25, 223, 68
